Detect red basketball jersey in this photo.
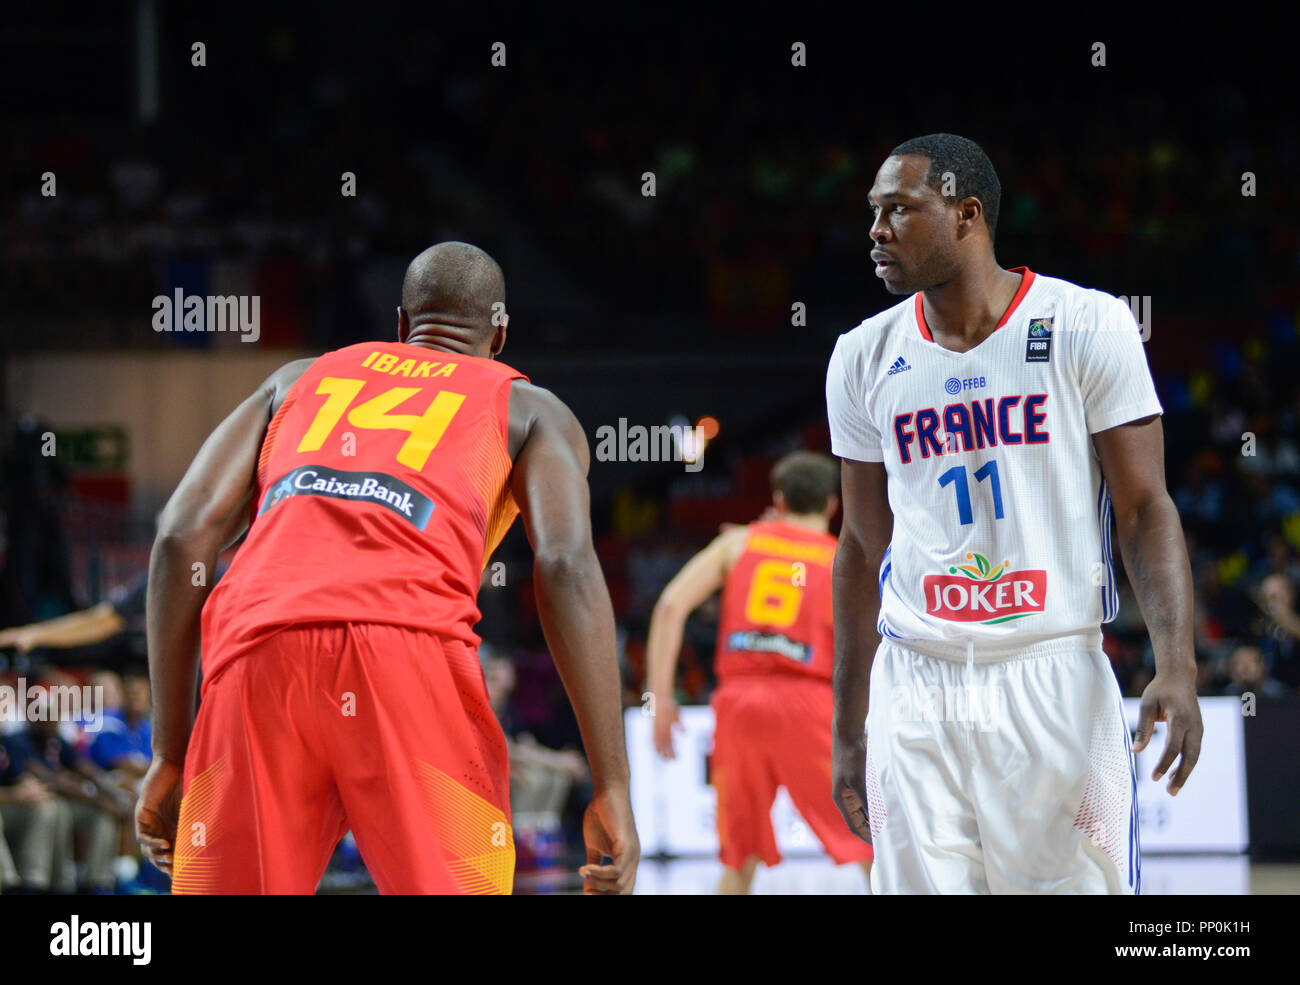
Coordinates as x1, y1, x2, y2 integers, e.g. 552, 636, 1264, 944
200, 342, 527, 683
715, 520, 838, 682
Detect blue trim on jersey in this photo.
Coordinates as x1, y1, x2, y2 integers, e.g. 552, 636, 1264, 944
1120, 695, 1141, 894
876, 546, 900, 637
1098, 479, 1119, 622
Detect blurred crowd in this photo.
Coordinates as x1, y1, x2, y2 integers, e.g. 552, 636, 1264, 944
0, 667, 165, 894
4, 28, 1293, 353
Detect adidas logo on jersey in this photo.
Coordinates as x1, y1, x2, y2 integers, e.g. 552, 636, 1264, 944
886, 356, 912, 376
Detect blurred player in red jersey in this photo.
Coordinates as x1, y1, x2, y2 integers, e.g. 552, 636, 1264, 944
646, 452, 872, 893
134, 242, 637, 895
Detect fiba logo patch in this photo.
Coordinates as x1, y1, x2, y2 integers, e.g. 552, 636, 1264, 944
1026, 317, 1053, 362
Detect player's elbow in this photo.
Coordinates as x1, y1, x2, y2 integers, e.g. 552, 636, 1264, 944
835, 528, 885, 572
1115, 488, 1179, 541
154, 501, 225, 553
651, 590, 690, 624
533, 544, 598, 584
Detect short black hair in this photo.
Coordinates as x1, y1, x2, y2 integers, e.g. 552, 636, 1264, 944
400, 241, 505, 336
889, 134, 1001, 243
770, 451, 839, 514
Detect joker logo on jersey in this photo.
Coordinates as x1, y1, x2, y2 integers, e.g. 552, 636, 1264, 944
922, 552, 1046, 625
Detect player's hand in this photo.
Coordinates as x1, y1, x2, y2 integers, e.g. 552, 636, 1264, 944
14, 775, 52, 805
554, 749, 590, 783
135, 758, 184, 876
1133, 669, 1203, 796
651, 694, 681, 759
832, 733, 872, 845
0, 626, 38, 652
578, 786, 639, 894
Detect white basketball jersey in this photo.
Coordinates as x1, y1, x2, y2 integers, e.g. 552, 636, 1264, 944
826, 268, 1163, 646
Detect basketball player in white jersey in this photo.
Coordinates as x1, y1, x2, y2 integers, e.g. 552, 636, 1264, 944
826, 134, 1202, 894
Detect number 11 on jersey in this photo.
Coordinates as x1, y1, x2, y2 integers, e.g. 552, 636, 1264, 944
938, 459, 1004, 525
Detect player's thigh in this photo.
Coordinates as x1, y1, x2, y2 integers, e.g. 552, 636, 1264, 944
974, 649, 1136, 895
173, 638, 344, 894
711, 684, 781, 868
327, 625, 513, 894
772, 682, 873, 864
867, 644, 989, 893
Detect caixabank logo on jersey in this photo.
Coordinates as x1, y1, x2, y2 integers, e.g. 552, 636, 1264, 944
725, 630, 812, 664
923, 552, 1046, 624
259, 465, 435, 530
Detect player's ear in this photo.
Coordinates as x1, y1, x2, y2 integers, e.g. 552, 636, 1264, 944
396, 306, 410, 343
773, 490, 787, 513
957, 197, 982, 239
490, 316, 508, 358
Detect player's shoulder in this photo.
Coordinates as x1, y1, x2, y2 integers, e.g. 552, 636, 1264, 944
507, 379, 583, 460
705, 521, 756, 577
263, 355, 320, 414
509, 378, 570, 419
830, 294, 916, 366
1026, 271, 1127, 326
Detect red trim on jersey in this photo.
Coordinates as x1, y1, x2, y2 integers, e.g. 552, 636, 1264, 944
914, 267, 1036, 342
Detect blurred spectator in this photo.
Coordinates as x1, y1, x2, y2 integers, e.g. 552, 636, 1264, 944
1220, 643, 1291, 701
0, 734, 62, 893
482, 648, 589, 869
1252, 573, 1300, 688
4, 708, 134, 892
88, 670, 152, 780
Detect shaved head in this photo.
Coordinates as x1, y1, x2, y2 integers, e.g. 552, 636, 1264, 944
400, 241, 505, 339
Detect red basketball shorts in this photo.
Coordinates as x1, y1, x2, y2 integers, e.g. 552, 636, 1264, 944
710, 674, 873, 870
172, 622, 514, 894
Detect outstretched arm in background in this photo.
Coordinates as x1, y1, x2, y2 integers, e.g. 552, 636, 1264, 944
0, 601, 125, 652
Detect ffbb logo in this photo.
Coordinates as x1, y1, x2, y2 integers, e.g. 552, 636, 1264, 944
923, 552, 1046, 624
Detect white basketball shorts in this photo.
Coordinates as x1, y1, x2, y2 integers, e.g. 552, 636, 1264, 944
864, 633, 1140, 894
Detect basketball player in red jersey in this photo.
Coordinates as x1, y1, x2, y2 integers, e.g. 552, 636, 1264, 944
646, 452, 872, 893
134, 242, 638, 895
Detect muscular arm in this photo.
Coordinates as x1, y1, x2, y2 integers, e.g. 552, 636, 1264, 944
1093, 415, 1202, 793
831, 458, 892, 840
508, 382, 638, 892
147, 359, 312, 765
